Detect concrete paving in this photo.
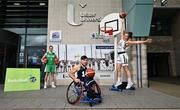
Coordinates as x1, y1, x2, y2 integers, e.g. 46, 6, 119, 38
0, 85, 180, 110
149, 80, 180, 98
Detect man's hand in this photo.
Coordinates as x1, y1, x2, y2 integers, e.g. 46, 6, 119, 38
121, 18, 125, 23
145, 38, 152, 43
74, 78, 80, 83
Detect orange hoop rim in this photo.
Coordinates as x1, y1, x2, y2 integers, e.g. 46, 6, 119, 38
100, 27, 113, 35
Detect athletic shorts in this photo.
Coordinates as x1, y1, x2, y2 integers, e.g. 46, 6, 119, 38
44, 64, 56, 73
117, 52, 128, 66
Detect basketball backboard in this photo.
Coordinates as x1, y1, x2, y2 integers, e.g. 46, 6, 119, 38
99, 13, 122, 36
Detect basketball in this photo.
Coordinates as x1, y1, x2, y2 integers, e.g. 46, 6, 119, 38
42, 57, 48, 63
54, 57, 59, 65
119, 11, 127, 18
86, 68, 95, 78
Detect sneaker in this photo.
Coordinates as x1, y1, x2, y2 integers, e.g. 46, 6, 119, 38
126, 82, 133, 89
51, 82, 56, 88
44, 84, 47, 89
44, 82, 47, 89
115, 81, 122, 87
51, 85, 56, 88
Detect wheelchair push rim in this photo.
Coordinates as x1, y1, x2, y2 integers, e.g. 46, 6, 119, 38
66, 81, 83, 104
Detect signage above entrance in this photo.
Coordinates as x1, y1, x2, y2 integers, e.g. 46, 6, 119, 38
67, 0, 102, 26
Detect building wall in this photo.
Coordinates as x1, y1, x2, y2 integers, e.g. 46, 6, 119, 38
48, 0, 153, 86
131, 40, 148, 87
48, 0, 123, 85
147, 36, 176, 76
154, 0, 180, 7
48, 0, 122, 44
147, 11, 180, 77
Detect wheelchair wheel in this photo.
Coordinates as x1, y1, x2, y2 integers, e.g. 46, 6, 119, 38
66, 81, 83, 104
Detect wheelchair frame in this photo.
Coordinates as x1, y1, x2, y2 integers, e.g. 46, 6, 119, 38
66, 81, 102, 106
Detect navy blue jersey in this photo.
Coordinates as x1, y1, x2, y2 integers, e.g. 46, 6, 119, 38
76, 65, 97, 99
77, 66, 87, 81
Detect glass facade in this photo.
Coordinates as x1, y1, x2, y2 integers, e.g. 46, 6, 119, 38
0, 0, 48, 67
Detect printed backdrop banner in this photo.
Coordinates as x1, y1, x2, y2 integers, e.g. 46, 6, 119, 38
51, 44, 115, 80
4, 68, 40, 92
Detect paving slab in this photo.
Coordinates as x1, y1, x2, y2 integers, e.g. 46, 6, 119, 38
0, 85, 180, 110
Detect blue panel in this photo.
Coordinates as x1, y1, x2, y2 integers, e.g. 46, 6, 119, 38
122, 0, 153, 37
135, 0, 154, 4
122, 0, 136, 13
133, 5, 153, 36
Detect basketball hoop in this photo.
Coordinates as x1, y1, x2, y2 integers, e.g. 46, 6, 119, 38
100, 27, 113, 36
98, 26, 113, 43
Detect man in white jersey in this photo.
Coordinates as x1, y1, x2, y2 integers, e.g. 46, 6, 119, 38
115, 18, 152, 89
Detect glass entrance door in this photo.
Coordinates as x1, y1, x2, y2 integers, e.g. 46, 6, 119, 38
0, 43, 18, 84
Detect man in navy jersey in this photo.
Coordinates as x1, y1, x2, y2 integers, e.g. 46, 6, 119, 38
68, 55, 99, 99
68, 55, 88, 83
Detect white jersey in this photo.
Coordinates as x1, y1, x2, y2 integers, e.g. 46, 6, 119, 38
117, 39, 128, 66
117, 39, 127, 52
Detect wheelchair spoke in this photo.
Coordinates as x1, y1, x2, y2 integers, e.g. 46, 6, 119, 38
68, 93, 78, 101
68, 92, 78, 97
67, 81, 83, 104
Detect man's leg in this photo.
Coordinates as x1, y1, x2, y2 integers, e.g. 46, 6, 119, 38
115, 54, 124, 87
44, 73, 49, 89
50, 65, 56, 88
123, 66, 133, 89
115, 64, 122, 87
51, 73, 56, 88
85, 78, 96, 99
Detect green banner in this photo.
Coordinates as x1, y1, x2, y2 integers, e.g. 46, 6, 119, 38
4, 68, 40, 92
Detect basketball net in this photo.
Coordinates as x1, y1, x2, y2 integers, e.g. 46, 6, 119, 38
100, 27, 113, 43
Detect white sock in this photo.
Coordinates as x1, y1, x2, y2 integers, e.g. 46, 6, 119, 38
44, 82, 47, 88
117, 77, 121, 82
127, 78, 132, 84
52, 82, 55, 85
115, 77, 122, 86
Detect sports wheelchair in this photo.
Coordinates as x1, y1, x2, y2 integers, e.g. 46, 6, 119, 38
66, 80, 102, 106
